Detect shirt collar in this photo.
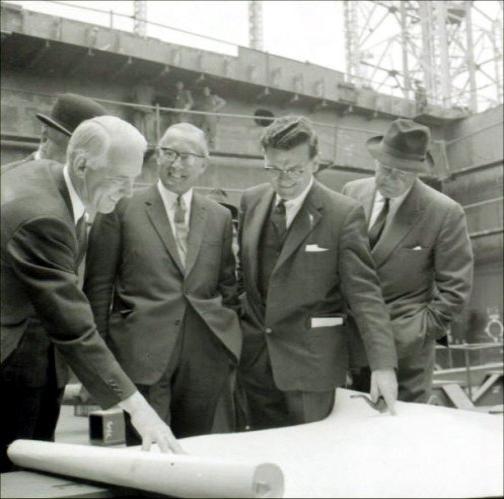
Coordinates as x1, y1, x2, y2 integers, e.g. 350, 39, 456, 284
275, 176, 314, 208
375, 183, 412, 207
62, 165, 86, 224
157, 180, 193, 210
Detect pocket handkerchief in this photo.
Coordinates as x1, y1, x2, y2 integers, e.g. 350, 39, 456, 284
411, 245, 423, 251
305, 244, 329, 253
311, 317, 344, 328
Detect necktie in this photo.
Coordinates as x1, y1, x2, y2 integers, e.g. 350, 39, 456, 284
369, 197, 389, 249
173, 195, 188, 266
271, 199, 287, 241
75, 214, 88, 265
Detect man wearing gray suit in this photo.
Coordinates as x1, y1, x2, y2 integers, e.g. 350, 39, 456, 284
84, 123, 242, 442
238, 116, 398, 430
343, 119, 473, 403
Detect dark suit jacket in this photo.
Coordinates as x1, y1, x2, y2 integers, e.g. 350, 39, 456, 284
1, 152, 37, 175
342, 177, 473, 358
238, 180, 397, 392
84, 185, 242, 386
1, 160, 136, 407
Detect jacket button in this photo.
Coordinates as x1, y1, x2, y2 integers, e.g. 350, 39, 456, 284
175, 319, 181, 326
265, 327, 272, 334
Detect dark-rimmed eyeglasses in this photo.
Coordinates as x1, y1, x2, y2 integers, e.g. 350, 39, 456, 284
264, 164, 306, 180
157, 147, 205, 166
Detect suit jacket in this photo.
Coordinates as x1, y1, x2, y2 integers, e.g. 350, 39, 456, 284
1, 152, 37, 175
0, 160, 136, 407
84, 185, 242, 386
238, 180, 397, 392
342, 177, 473, 358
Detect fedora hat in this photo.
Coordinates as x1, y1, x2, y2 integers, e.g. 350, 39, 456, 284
367, 119, 434, 173
36, 93, 107, 137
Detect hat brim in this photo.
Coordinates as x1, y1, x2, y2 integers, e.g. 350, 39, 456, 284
366, 135, 433, 173
36, 113, 72, 137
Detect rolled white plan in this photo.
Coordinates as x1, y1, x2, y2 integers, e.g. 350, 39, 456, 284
8, 440, 284, 498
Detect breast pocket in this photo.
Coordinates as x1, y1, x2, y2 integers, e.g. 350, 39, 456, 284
397, 247, 431, 273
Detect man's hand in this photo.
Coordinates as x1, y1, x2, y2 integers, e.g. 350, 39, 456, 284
370, 369, 398, 415
119, 392, 185, 453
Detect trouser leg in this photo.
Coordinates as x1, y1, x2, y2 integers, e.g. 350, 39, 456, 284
398, 338, 436, 403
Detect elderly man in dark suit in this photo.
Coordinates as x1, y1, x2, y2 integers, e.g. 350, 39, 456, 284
342, 119, 473, 403
1, 93, 107, 174
1, 116, 183, 472
238, 116, 398, 430
84, 123, 242, 443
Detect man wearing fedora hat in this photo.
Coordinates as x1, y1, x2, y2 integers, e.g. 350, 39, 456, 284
342, 118, 474, 403
1, 93, 107, 174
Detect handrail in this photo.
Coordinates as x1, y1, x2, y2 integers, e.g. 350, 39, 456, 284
0, 87, 383, 134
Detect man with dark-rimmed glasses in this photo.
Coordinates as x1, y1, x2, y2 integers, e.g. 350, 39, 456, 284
84, 122, 242, 442
237, 115, 398, 430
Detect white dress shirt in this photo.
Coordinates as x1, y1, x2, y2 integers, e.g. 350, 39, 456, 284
369, 186, 412, 229
62, 165, 86, 224
157, 180, 193, 233
275, 176, 314, 229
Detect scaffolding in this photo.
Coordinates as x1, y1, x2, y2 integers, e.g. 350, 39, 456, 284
343, 0, 504, 112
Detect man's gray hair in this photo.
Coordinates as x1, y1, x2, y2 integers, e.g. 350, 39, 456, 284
160, 122, 209, 158
67, 115, 147, 169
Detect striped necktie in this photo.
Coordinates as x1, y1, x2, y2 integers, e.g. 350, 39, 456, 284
173, 195, 188, 266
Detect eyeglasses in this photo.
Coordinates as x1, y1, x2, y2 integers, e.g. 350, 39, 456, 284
157, 147, 205, 166
264, 164, 306, 180
376, 162, 416, 182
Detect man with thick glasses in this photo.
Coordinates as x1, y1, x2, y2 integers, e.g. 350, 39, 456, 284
237, 115, 398, 430
84, 122, 242, 442
342, 119, 473, 403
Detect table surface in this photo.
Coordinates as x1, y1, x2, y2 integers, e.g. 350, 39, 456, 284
2, 389, 503, 498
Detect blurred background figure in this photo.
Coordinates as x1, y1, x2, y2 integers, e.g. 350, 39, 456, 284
194, 85, 227, 149
1, 93, 107, 174
172, 81, 194, 124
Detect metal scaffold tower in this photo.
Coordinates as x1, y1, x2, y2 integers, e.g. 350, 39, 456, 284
133, 0, 148, 38
249, 0, 264, 51
343, 0, 504, 112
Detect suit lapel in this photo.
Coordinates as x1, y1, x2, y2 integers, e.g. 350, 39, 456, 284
274, 180, 323, 272
144, 186, 185, 275
52, 162, 75, 223
372, 179, 425, 267
185, 193, 208, 277
244, 187, 275, 298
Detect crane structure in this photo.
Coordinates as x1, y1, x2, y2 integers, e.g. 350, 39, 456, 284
248, 0, 264, 51
133, 0, 148, 38
343, 0, 503, 112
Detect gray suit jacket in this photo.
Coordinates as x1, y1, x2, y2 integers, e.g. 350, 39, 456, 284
239, 180, 397, 392
84, 185, 242, 386
342, 177, 473, 359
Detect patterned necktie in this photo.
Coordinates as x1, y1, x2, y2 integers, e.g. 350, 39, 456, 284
75, 214, 88, 265
173, 195, 188, 266
271, 199, 287, 241
369, 197, 390, 249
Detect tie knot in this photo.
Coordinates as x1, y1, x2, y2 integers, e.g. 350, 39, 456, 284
276, 199, 286, 212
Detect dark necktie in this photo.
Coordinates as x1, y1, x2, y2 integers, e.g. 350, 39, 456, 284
271, 199, 287, 241
75, 215, 88, 265
369, 197, 390, 249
